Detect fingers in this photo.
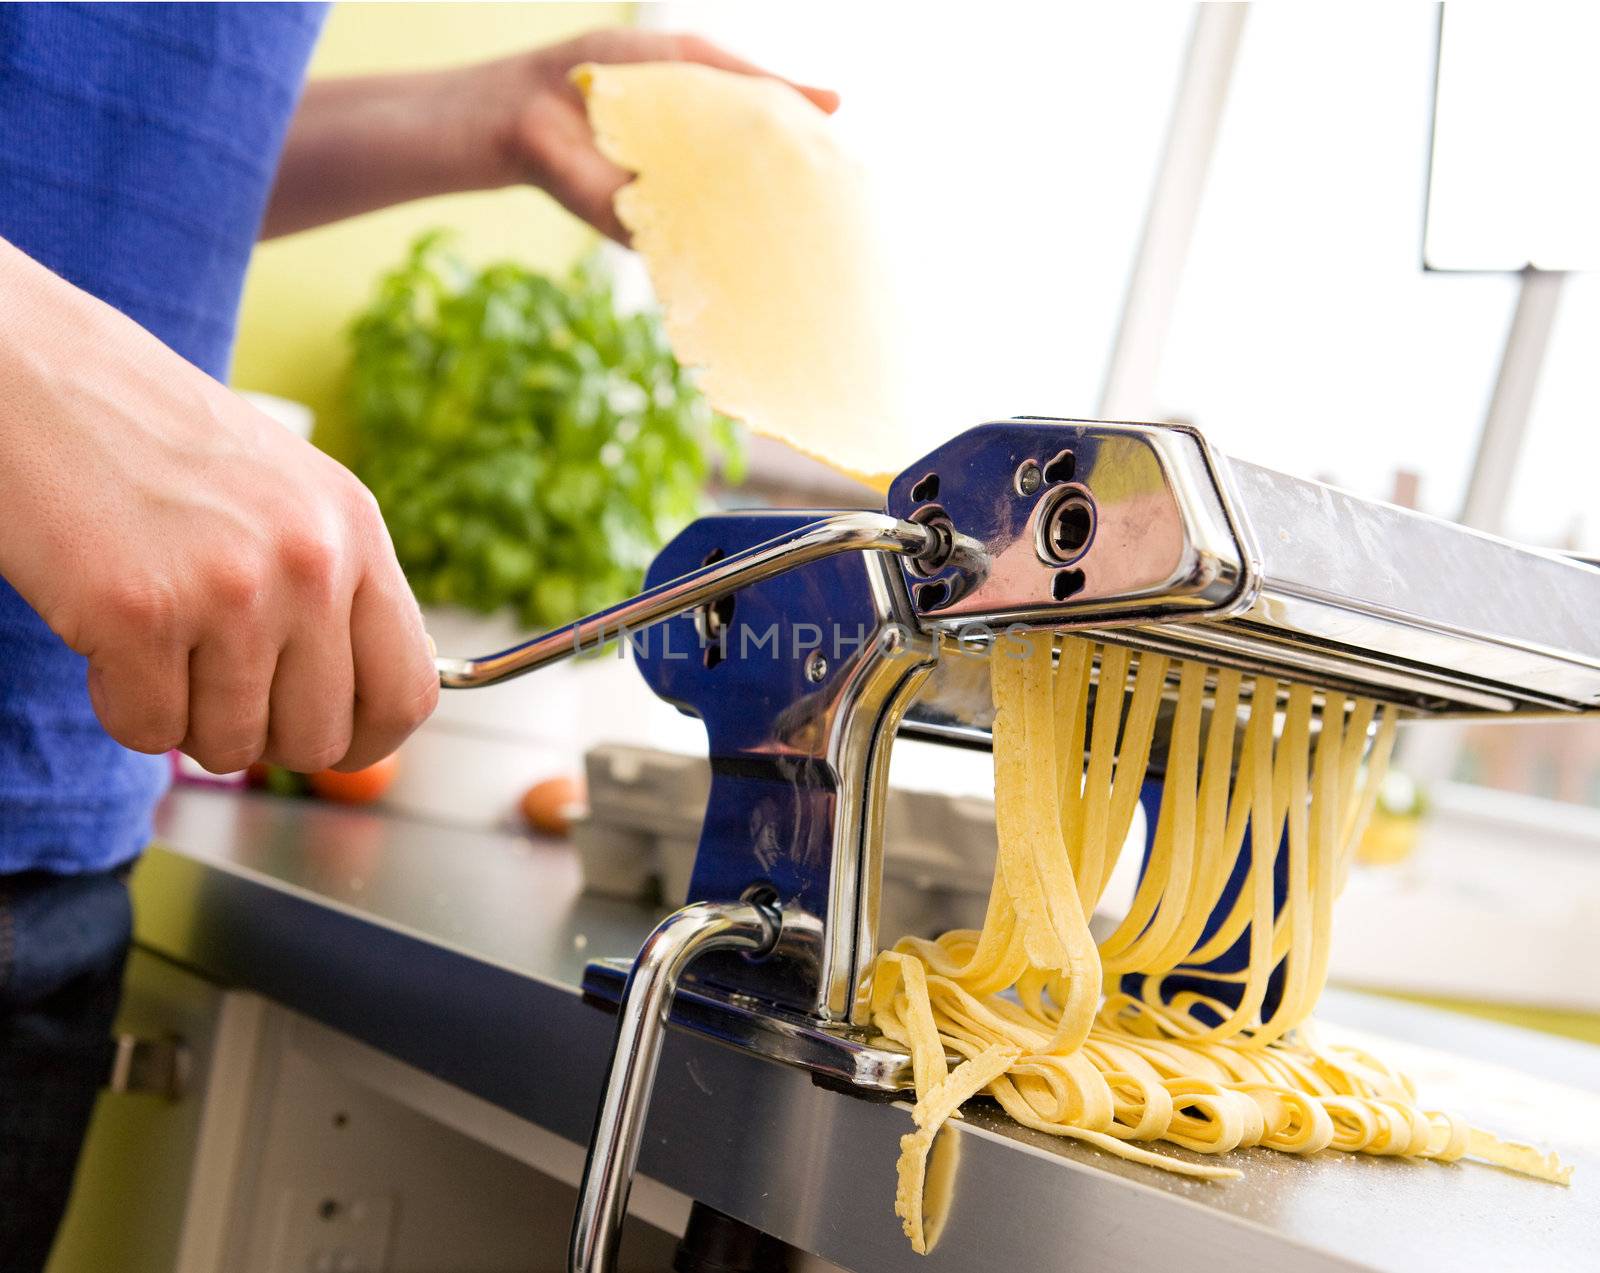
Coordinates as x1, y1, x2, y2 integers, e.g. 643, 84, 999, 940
666, 33, 840, 113
340, 566, 438, 773
85, 628, 188, 757
181, 636, 276, 774
564, 30, 840, 114
176, 557, 429, 776
551, 144, 633, 244
162, 554, 279, 772
164, 486, 431, 777
536, 28, 838, 242
794, 84, 841, 114
556, 150, 630, 244
520, 94, 633, 242
263, 624, 356, 773
261, 524, 359, 771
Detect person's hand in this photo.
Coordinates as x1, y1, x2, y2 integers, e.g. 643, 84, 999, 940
472, 30, 839, 241
264, 28, 837, 241
0, 240, 439, 774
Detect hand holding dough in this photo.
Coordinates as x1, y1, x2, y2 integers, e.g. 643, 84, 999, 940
575, 61, 916, 488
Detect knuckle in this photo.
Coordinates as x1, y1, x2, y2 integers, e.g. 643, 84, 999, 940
207, 554, 266, 612
343, 484, 395, 554
345, 478, 384, 526
101, 579, 178, 636
277, 530, 343, 601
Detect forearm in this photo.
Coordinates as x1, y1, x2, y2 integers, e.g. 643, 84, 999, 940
0, 235, 249, 586
0, 237, 178, 476
0, 236, 64, 398
263, 65, 517, 239
261, 31, 836, 244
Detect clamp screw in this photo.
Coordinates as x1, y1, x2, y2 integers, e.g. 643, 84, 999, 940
804, 650, 828, 683
1016, 460, 1043, 496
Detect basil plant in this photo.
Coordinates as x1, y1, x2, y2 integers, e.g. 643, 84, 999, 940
347, 232, 742, 629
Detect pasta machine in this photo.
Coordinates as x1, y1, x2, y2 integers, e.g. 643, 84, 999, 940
435, 418, 1600, 1273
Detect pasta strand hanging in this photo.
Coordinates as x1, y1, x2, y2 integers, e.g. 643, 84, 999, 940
872, 634, 1571, 1254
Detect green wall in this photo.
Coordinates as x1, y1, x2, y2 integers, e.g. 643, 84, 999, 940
232, 1, 633, 463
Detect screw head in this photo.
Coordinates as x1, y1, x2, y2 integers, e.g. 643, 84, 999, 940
804, 650, 828, 683
1016, 460, 1043, 496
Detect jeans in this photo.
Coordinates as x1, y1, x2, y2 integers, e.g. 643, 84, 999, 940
0, 871, 131, 1273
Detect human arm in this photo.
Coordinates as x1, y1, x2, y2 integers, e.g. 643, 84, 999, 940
0, 236, 438, 773
261, 28, 838, 242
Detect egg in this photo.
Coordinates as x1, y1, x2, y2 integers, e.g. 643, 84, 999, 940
520, 773, 586, 837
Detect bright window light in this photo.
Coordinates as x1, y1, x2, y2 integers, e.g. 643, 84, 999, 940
1426, 5, 1600, 271
647, 1, 1192, 448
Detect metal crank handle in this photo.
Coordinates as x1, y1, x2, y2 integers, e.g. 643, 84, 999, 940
568, 899, 781, 1273
434, 511, 946, 689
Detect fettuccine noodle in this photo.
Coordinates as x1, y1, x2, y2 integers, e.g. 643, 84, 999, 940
873, 633, 1571, 1254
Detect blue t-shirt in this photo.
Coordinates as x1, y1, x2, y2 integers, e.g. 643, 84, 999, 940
0, 2, 327, 873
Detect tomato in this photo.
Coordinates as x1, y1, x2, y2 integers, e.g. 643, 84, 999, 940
521, 773, 586, 837
308, 753, 400, 805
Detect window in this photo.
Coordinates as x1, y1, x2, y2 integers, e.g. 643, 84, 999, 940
1503, 274, 1600, 553
652, 0, 1193, 438
1154, 3, 1519, 517
660, 2, 1597, 813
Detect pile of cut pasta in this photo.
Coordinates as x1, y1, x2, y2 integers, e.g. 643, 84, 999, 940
873, 633, 1571, 1254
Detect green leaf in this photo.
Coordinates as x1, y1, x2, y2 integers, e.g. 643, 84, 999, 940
344, 230, 744, 631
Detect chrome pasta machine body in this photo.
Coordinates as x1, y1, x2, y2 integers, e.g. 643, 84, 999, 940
435, 419, 1600, 1273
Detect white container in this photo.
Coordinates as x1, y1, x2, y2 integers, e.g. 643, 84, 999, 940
386, 606, 703, 831
239, 390, 314, 440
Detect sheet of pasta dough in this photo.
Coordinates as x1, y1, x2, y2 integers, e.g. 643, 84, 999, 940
575, 61, 915, 489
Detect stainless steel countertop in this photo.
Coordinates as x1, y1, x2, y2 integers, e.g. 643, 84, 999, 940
138, 786, 1600, 1273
